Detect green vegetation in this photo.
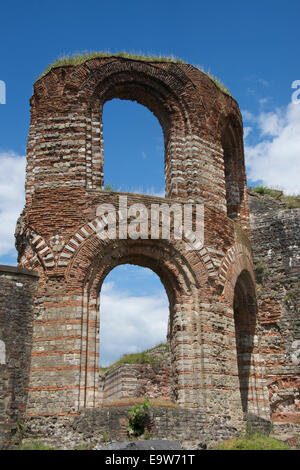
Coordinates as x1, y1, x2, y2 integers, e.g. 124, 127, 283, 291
284, 280, 300, 303
214, 433, 291, 450
40, 51, 185, 78
252, 185, 283, 198
254, 262, 269, 283
99, 343, 169, 375
17, 440, 57, 450
193, 64, 231, 96
102, 431, 111, 443
252, 185, 300, 209
38, 51, 231, 96
207, 74, 230, 96
104, 183, 116, 191
127, 397, 150, 437
282, 195, 300, 209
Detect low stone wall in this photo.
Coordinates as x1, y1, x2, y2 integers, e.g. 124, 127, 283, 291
21, 406, 254, 450
99, 363, 171, 403
0, 265, 39, 449
99, 347, 171, 404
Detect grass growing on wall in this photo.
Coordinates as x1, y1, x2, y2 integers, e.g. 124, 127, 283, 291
38, 51, 231, 96
99, 343, 169, 375
17, 440, 57, 450
251, 185, 300, 209
40, 51, 185, 77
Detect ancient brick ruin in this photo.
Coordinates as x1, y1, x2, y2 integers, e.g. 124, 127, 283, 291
0, 56, 299, 449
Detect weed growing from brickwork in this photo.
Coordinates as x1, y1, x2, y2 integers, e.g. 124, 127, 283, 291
127, 396, 150, 437
38, 51, 231, 96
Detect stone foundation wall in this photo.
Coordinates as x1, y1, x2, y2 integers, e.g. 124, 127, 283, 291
21, 406, 252, 450
0, 265, 39, 449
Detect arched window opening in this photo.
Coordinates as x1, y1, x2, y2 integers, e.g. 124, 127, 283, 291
98, 264, 170, 405
102, 99, 165, 197
222, 124, 244, 220
233, 271, 257, 414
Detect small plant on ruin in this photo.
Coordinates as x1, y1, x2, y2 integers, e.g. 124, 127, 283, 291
104, 183, 115, 191
17, 440, 57, 450
102, 431, 110, 443
251, 185, 300, 209
254, 262, 268, 283
127, 396, 150, 437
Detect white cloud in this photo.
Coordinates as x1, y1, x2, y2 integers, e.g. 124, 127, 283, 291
257, 109, 285, 137
244, 102, 300, 194
258, 79, 269, 88
0, 152, 26, 256
243, 126, 252, 139
99, 280, 169, 367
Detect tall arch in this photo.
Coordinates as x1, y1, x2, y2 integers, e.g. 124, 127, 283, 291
65, 235, 206, 410
71, 60, 192, 199
221, 118, 246, 221
233, 270, 258, 415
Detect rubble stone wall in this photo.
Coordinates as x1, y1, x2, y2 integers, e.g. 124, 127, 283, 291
249, 191, 300, 436
99, 346, 171, 404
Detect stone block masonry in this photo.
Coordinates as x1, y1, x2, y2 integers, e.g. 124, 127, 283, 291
249, 191, 300, 438
0, 265, 39, 449
99, 346, 171, 404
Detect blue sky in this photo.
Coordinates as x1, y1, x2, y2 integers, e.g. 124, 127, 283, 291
0, 0, 299, 364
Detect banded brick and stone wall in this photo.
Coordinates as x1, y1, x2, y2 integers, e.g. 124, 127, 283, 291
10, 56, 270, 437
0, 265, 39, 449
22, 406, 270, 450
99, 345, 171, 404
99, 363, 171, 403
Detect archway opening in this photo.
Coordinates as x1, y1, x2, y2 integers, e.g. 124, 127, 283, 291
233, 270, 257, 414
103, 99, 165, 196
222, 124, 244, 220
98, 263, 171, 404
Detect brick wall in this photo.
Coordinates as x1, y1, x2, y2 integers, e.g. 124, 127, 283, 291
10, 57, 268, 432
